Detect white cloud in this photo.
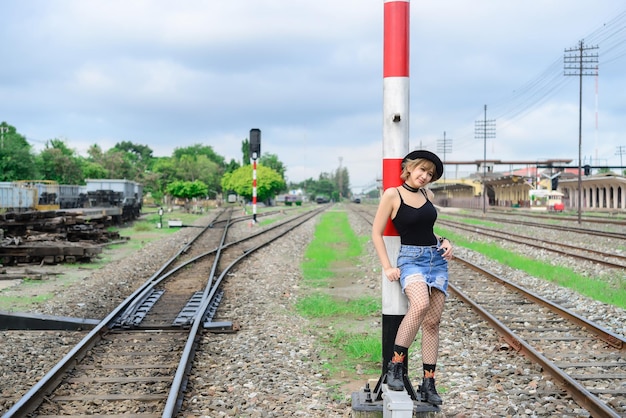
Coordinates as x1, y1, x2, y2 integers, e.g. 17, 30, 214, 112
1, 0, 625, 189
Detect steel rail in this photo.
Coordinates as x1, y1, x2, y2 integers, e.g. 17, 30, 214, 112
438, 219, 626, 269
4, 206, 327, 417
453, 255, 625, 350
113, 209, 232, 328
1, 209, 230, 418
162, 207, 326, 417
443, 211, 626, 239
348, 204, 625, 417
449, 278, 621, 418
487, 207, 626, 227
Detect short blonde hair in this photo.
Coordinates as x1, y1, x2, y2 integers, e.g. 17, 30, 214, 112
401, 158, 436, 181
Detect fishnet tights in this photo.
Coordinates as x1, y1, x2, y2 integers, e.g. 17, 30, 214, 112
394, 279, 446, 364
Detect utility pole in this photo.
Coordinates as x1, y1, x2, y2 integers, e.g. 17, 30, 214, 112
475, 105, 496, 215
437, 131, 452, 194
564, 39, 598, 225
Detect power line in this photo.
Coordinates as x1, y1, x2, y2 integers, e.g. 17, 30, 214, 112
451, 8, 625, 157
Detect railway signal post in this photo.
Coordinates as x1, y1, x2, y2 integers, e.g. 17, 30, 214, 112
250, 129, 261, 224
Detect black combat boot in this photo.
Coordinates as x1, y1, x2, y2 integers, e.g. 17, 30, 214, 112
420, 377, 442, 405
386, 360, 405, 391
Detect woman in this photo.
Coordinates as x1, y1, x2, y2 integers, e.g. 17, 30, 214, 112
371, 150, 452, 405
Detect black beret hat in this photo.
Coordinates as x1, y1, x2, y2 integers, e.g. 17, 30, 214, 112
402, 150, 444, 180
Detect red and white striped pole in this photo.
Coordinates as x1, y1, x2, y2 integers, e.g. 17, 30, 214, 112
249, 129, 261, 224
252, 158, 257, 223
381, 0, 410, 377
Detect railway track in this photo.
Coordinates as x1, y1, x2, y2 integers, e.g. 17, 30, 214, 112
443, 210, 626, 240
348, 204, 626, 417
438, 218, 626, 271
3, 206, 326, 417
487, 207, 626, 228
450, 257, 625, 418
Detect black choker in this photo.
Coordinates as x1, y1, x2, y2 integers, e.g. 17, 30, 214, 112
401, 183, 420, 193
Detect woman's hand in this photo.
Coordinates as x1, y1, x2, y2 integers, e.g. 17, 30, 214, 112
384, 266, 401, 281
440, 239, 453, 261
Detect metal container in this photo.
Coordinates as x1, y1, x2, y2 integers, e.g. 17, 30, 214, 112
0, 186, 36, 210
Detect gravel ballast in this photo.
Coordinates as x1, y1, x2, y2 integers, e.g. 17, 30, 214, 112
1, 207, 624, 417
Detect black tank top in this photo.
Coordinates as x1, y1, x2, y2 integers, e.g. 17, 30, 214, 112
391, 188, 438, 246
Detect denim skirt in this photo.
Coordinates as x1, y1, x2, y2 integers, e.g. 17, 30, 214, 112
397, 244, 449, 296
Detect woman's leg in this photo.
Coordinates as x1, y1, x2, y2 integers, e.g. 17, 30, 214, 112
419, 289, 446, 405
386, 279, 429, 391
395, 279, 430, 348
420, 289, 446, 364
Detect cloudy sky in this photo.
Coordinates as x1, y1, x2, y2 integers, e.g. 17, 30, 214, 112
1, 1, 625, 192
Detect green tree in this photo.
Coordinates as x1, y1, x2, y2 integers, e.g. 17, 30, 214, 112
225, 158, 240, 174
241, 138, 250, 165
0, 122, 37, 181
152, 157, 177, 186
173, 144, 225, 167
83, 144, 109, 178
112, 141, 154, 181
82, 160, 109, 180
85, 144, 135, 179
166, 180, 209, 200
259, 153, 286, 179
114, 141, 153, 164
305, 173, 333, 200
102, 149, 136, 179
36, 139, 84, 184
172, 153, 222, 195
221, 164, 285, 202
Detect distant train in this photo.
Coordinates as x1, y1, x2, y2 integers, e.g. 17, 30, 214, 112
275, 193, 303, 206
0, 179, 143, 221
529, 189, 565, 212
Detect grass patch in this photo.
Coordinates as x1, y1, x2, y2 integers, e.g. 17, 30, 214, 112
0, 278, 56, 310
331, 330, 381, 363
296, 209, 383, 391
435, 228, 626, 309
296, 294, 382, 379
296, 292, 380, 318
301, 211, 362, 287
0, 293, 54, 309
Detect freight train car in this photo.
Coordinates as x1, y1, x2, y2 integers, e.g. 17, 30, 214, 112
58, 184, 88, 209
1, 179, 143, 221
0, 181, 61, 211
85, 179, 143, 221
0, 183, 37, 212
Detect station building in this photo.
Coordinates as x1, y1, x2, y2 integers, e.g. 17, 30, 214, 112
428, 159, 626, 213
558, 173, 626, 211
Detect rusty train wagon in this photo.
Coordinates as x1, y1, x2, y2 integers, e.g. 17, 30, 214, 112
85, 179, 143, 221
1, 180, 143, 221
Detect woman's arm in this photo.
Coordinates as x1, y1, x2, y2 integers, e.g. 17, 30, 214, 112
371, 188, 401, 281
